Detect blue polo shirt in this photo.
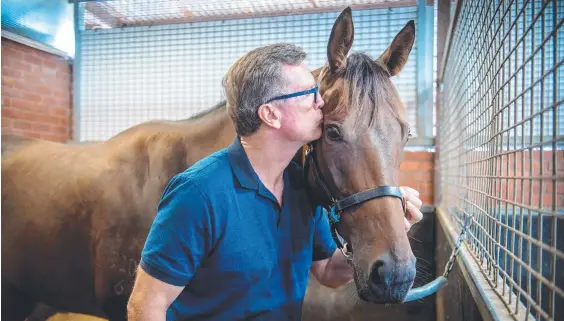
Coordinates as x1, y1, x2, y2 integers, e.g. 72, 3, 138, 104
140, 137, 337, 321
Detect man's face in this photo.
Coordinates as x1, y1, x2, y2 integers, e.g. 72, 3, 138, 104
276, 63, 325, 144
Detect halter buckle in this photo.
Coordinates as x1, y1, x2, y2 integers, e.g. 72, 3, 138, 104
340, 242, 353, 263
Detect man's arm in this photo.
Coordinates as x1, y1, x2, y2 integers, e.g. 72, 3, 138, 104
127, 267, 184, 321
310, 186, 424, 288
310, 249, 353, 288
127, 174, 215, 321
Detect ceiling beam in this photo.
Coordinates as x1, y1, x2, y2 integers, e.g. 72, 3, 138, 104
84, 2, 126, 28
110, 0, 417, 28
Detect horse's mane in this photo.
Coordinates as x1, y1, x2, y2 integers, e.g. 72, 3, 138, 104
185, 100, 227, 121
100, 100, 229, 143
331, 52, 408, 133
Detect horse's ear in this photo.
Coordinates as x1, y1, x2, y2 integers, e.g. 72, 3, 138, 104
327, 7, 354, 71
378, 20, 415, 76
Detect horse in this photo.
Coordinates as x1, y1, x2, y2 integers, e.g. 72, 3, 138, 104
2, 7, 416, 321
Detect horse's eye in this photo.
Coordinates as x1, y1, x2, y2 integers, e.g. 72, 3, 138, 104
326, 125, 342, 141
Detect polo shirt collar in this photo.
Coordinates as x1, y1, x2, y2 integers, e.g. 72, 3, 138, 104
227, 136, 260, 190
227, 136, 302, 206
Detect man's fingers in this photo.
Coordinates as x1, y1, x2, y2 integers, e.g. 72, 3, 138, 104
404, 217, 412, 232
401, 187, 423, 209
406, 201, 423, 225
400, 186, 420, 198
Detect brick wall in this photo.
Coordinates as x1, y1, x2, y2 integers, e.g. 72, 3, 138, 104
400, 151, 435, 205
1, 38, 73, 142
497, 150, 563, 209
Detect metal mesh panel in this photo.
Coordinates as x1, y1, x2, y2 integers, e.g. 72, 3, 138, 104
76, 2, 418, 141
438, 0, 563, 320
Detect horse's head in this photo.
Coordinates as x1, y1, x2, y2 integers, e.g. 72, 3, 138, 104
309, 7, 416, 303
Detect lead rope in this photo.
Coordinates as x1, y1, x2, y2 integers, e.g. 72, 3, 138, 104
442, 213, 474, 278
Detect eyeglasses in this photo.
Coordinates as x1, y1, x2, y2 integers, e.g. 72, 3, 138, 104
265, 85, 319, 104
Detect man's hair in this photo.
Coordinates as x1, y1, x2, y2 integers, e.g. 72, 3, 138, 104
222, 43, 307, 136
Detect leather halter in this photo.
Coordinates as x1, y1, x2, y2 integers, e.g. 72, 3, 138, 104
303, 142, 407, 259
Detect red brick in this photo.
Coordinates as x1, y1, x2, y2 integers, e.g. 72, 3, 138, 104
2, 96, 11, 107
24, 54, 42, 65
2, 76, 17, 87
2, 68, 22, 78
30, 84, 52, 96
10, 98, 44, 113
419, 195, 433, 205
13, 120, 32, 130
400, 161, 420, 171
40, 133, 66, 142
419, 183, 434, 195
5, 59, 32, 73
404, 151, 434, 161
42, 58, 58, 69
22, 91, 43, 104
21, 130, 41, 139
50, 107, 70, 117
418, 161, 435, 171
51, 125, 68, 135
2, 118, 13, 129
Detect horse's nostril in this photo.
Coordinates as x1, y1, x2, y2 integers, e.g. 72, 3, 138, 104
370, 259, 386, 286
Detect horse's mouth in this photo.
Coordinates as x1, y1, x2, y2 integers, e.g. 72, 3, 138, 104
351, 259, 415, 304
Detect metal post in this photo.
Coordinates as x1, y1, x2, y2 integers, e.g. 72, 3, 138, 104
72, 1, 82, 142
415, 0, 435, 145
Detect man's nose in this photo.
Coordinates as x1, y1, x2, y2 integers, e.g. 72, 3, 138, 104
316, 95, 325, 109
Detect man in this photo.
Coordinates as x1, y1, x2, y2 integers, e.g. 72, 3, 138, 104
127, 43, 423, 321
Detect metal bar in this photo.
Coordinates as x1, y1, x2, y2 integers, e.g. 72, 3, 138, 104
535, 4, 546, 317
72, 2, 82, 142
416, 0, 434, 140
438, 0, 463, 82
550, 1, 558, 318
84, 2, 125, 28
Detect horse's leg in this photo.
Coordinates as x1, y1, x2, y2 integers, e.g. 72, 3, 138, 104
101, 296, 129, 321
2, 280, 37, 321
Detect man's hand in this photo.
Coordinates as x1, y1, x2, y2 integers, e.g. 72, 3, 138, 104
400, 186, 423, 232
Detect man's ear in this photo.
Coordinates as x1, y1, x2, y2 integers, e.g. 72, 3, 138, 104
257, 104, 282, 129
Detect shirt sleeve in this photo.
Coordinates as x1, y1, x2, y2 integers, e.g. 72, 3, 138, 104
140, 174, 215, 286
311, 206, 337, 261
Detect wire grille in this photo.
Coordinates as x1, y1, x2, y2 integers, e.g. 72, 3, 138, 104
77, 3, 418, 141
80, 0, 415, 28
438, 0, 563, 320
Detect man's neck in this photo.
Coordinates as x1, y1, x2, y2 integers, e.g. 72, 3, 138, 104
240, 133, 302, 190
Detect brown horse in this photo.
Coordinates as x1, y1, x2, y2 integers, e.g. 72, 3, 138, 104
2, 7, 415, 321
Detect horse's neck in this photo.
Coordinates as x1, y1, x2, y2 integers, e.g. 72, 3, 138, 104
150, 104, 236, 171
181, 105, 236, 164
